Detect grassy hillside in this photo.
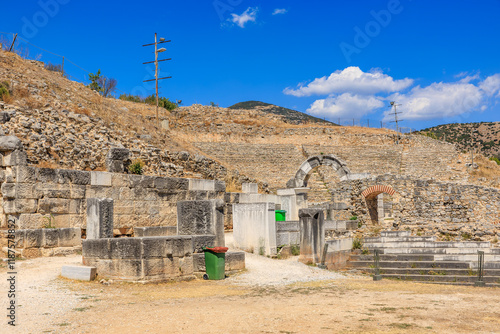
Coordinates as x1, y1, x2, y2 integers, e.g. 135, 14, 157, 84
419, 122, 500, 158
228, 101, 336, 125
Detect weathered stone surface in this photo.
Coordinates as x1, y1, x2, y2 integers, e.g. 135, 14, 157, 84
86, 198, 114, 239
191, 235, 216, 253
43, 228, 59, 247
177, 200, 214, 236
154, 177, 189, 190
90, 171, 112, 186
242, 183, 258, 194
61, 265, 96, 281
142, 237, 168, 258
109, 238, 142, 259
82, 239, 110, 258
25, 229, 43, 248
299, 208, 325, 264
134, 226, 177, 237
59, 228, 81, 247
3, 150, 27, 166
0, 136, 23, 151
38, 198, 70, 214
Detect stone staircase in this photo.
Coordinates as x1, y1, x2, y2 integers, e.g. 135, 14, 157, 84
306, 169, 333, 204
348, 231, 500, 286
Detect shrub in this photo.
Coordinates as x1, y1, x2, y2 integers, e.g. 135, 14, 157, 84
290, 245, 300, 256
349, 215, 358, 220
0, 83, 9, 101
128, 159, 145, 175
119, 94, 142, 103
352, 237, 362, 250
489, 156, 500, 165
45, 62, 63, 73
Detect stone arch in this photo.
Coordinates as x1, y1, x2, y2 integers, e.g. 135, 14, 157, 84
361, 185, 397, 225
287, 154, 351, 188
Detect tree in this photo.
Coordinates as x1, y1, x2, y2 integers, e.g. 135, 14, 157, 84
99, 77, 117, 97
88, 70, 103, 93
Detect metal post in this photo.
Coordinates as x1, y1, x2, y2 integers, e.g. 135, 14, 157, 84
373, 249, 382, 281
475, 250, 485, 287
62, 56, 65, 76
8, 33, 18, 52
155, 33, 159, 123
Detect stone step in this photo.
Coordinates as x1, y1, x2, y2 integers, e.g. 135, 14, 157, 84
380, 248, 498, 261
364, 241, 491, 249
380, 274, 500, 284
363, 236, 437, 243
348, 260, 471, 269
350, 254, 436, 262
380, 231, 410, 237
376, 268, 500, 277
435, 254, 500, 262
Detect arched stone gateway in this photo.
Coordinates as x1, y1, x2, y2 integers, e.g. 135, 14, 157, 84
361, 185, 397, 225
287, 154, 351, 188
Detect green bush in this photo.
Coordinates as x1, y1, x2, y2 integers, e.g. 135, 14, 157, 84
352, 237, 363, 250
119, 94, 142, 103
144, 94, 178, 111
45, 62, 63, 73
0, 81, 9, 100
290, 245, 300, 256
489, 156, 500, 165
349, 215, 358, 220
128, 159, 145, 175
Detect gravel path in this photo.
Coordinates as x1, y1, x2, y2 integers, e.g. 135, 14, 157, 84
224, 232, 348, 286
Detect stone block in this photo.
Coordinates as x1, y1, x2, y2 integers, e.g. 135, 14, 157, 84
43, 228, 59, 247
90, 171, 112, 186
215, 180, 226, 192
22, 248, 41, 258
86, 198, 114, 239
4, 199, 38, 214
192, 253, 206, 272
59, 228, 81, 247
38, 198, 70, 214
188, 179, 215, 191
142, 258, 165, 277
16, 166, 36, 183
112, 259, 143, 279
15, 229, 25, 249
35, 183, 71, 199
61, 265, 97, 281
276, 232, 290, 247
134, 226, 177, 237
232, 202, 277, 256
276, 221, 300, 232
57, 169, 91, 185
69, 199, 83, 214
107, 147, 130, 161
3, 150, 27, 166
225, 251, 245, 271
242, 183, 258, 194
25, 229, 43, 248
171, 236, 192, 257
82, 239, 110, 259
299, 209, 325, 264
109, 238, 142, 259
36, 168, 58, 183
179, 256, 194, 275
16, 183, 36, 199
177, 200, 214, 236
111, 174, 129, 187
191, 235, 216, 253
163, 256, 180, 276
0, 136, 23, 151
106, 160, 124, 173
154, 177, 189, 190
129, 175, 155, 188
141, 237, 167, 258
1, 183, 16, 198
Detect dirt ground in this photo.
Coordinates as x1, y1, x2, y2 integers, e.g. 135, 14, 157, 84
1, 255, 500, 334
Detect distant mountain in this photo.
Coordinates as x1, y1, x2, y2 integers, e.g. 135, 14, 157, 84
418, 122, 500, 157
228, 101, 335, 125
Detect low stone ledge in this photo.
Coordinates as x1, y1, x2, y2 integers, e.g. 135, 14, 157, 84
61, 265, 97, 281
134, 226, 177, 237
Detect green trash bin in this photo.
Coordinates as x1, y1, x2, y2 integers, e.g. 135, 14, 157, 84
275, 210, 287, 221
203, 246, 228, 280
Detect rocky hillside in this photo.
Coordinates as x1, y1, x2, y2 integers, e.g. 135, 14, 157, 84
228, 101, 334, 125
419, 122, 500, 158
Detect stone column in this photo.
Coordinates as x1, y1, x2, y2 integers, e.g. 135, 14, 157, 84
299, 208, 325, 264
105, 147, 130, 173
86, 198, 114, 239
177, 200, 225, 247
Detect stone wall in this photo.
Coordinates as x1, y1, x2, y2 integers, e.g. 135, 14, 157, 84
0, 164, 225, 231
331, 174, 500, 241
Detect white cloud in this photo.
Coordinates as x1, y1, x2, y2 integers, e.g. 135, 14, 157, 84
284, 67, 413, 97
307, 93, 384, 119
480, 74, 500, 97
385, 81, 485, 121
230, 7, 258, 28
272, 8, 287, 15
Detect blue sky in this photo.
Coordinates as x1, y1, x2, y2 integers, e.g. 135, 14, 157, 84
2, 0, 500, 130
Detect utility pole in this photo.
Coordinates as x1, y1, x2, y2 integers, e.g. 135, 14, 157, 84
142, 33, 172, 122
389, 101, 403, 144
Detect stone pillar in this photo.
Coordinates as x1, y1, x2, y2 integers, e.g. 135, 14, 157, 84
177, 200, 225, 247
105, 147, 130, 173
86, 198, 114, 239
242, 183, 258, 194
299, 208, 325, 264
